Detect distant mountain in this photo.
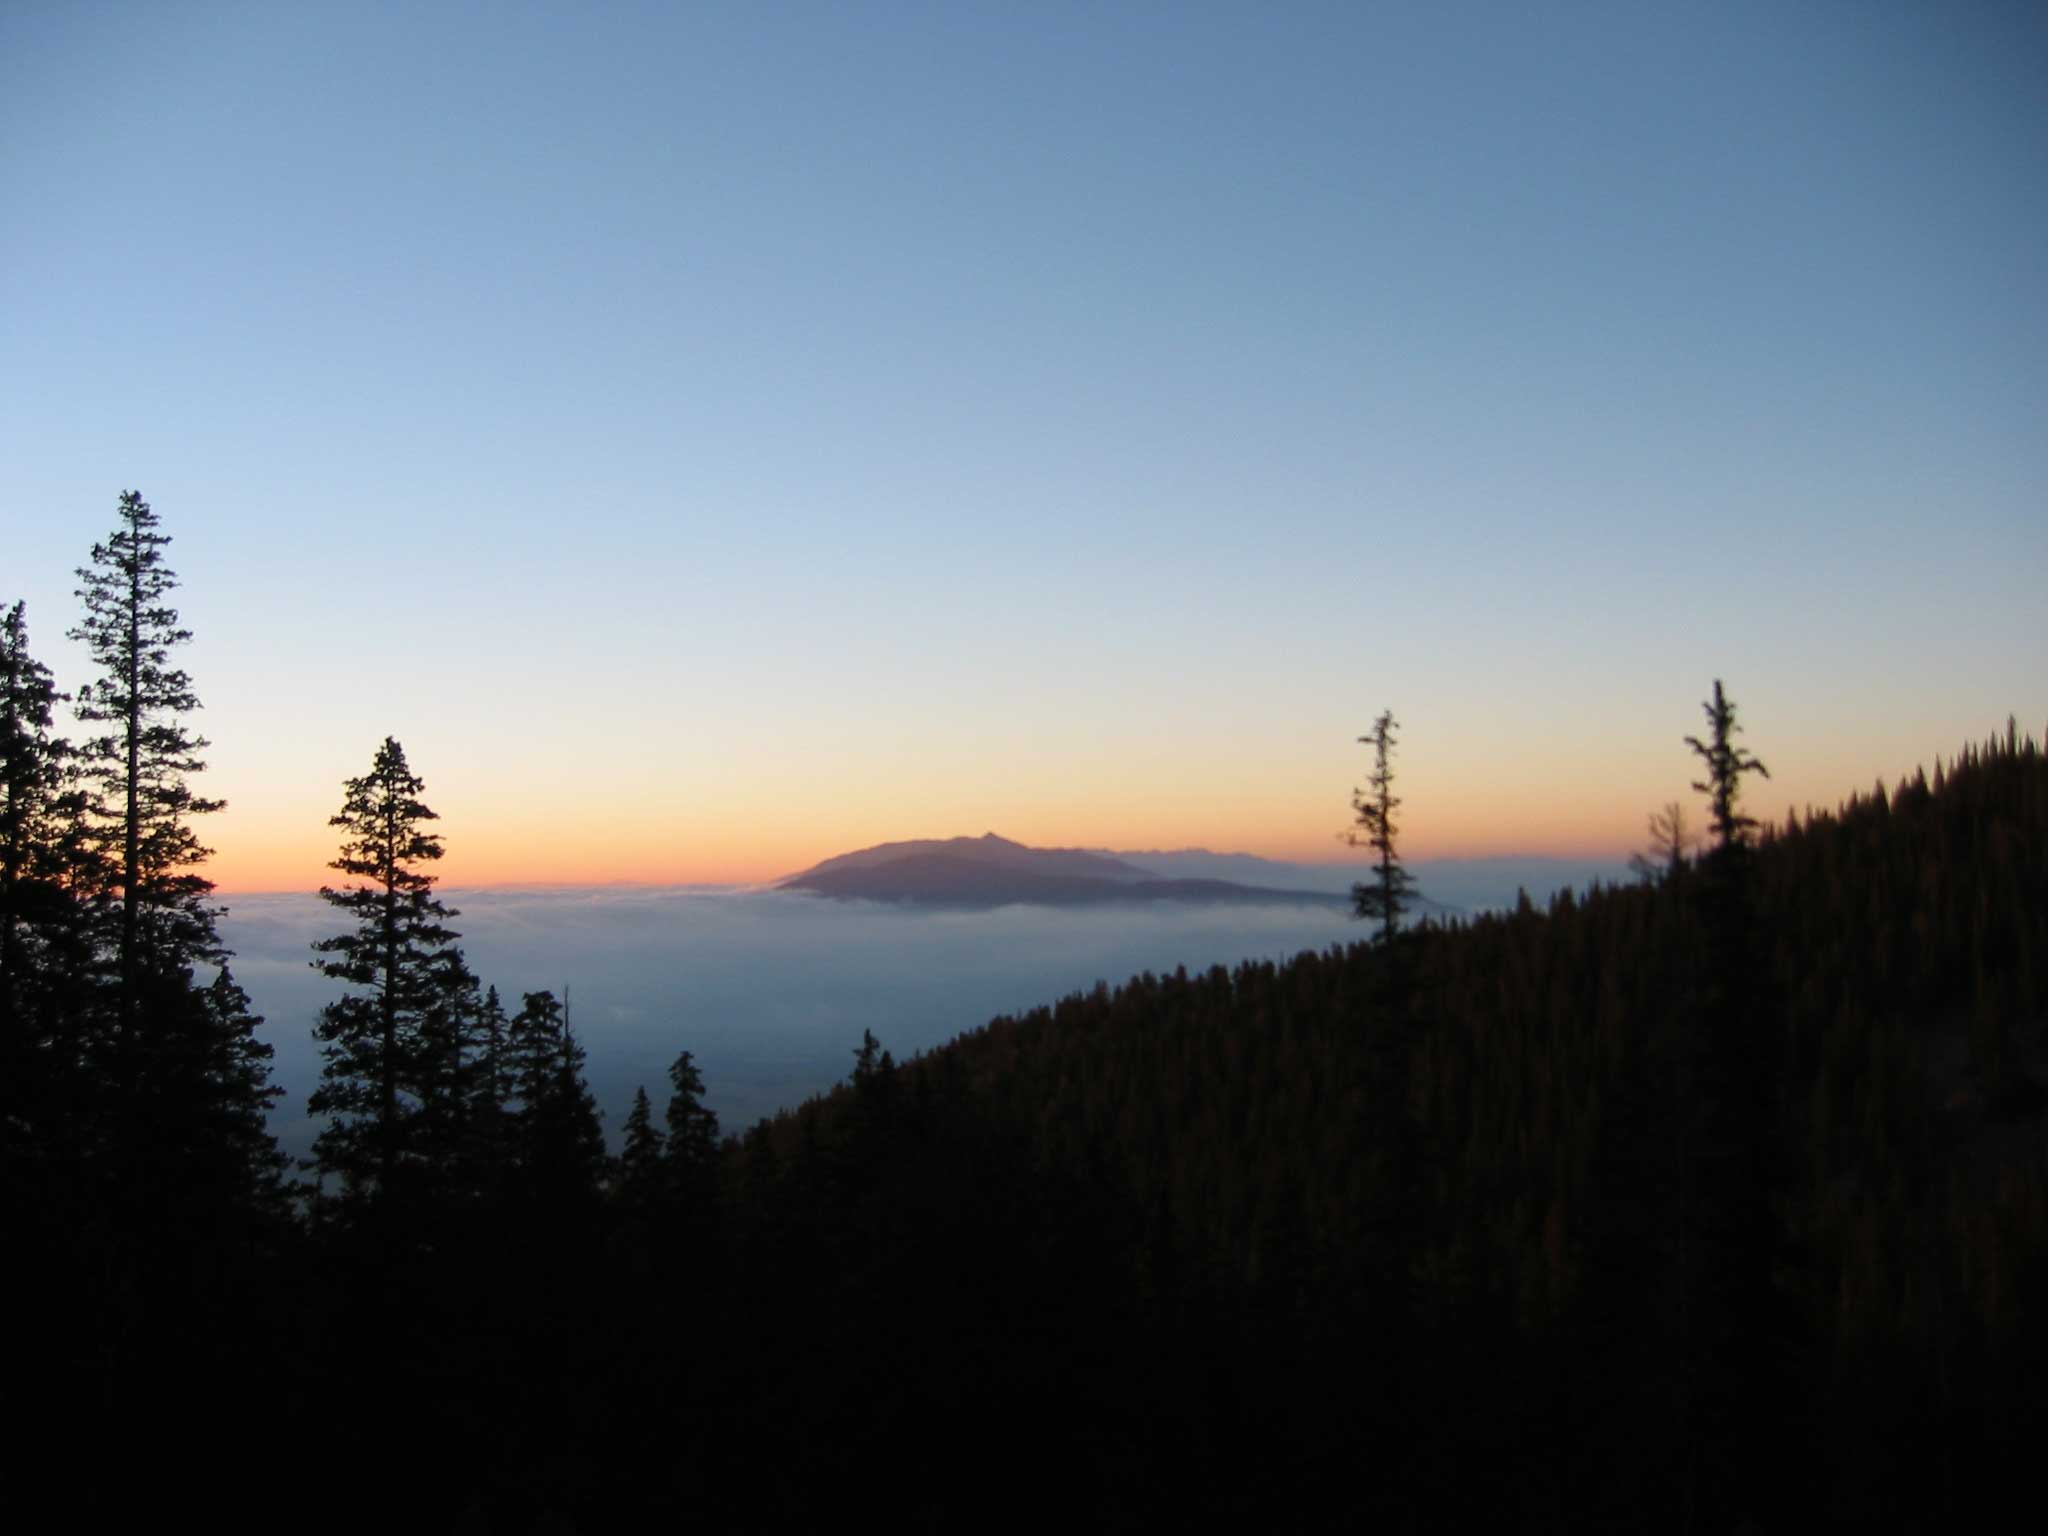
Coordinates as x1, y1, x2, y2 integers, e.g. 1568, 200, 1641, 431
783, 833, 1625, 913
796, 833, 1152, 884
781, 834, 1343, 909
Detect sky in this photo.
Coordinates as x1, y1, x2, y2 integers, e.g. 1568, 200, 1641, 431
3, 1, 2043, 891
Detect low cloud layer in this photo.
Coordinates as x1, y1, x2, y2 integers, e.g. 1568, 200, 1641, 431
225, 888, 1360, 1157
227, 858, 1622, 1159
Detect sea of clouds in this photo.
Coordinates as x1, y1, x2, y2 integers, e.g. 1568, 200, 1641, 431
223, 888, 1362, 1158
224, 857, 1623, 1159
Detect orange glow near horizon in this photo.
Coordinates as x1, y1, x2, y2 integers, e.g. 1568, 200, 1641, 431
201, 777, 1640, 892
194, 708, 2035, 894
204, 817, 1622, 895
198, 761, 1902, 894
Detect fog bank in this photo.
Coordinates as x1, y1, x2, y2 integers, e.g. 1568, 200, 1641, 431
227, 854, 1625, 1158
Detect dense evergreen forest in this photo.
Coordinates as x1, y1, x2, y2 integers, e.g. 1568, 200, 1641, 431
4, 494, 2043, 1530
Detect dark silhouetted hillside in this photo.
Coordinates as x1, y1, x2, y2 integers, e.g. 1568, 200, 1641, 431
746, 726, 2047, 1529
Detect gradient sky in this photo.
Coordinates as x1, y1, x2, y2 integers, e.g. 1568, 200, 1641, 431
3, 1, 2043, 890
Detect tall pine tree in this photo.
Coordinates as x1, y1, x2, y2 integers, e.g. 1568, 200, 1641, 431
1, 601, 81, 1035
307, 736, 463, 1205
63, 494, 279, 1216
1348, 710, 1416, 946
665, 1047, 720, 1194
1, 601, 93, 1199
1679, 679, 1783, 1526
506, 988, 606, 1211
615, 1086, 666, 1209
69, 491, 225, 1011
1686, 679, 1770, 861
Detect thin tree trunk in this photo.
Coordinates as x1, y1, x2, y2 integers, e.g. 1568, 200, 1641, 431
381, 845, 398, 1192
1, 647, 18, 1005
121, 569, 140, 1032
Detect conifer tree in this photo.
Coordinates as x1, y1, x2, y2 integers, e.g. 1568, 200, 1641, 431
851, 1028, 881, 1082
1679, 679, 1781, 1521
616, 1086, 666, 1207
414, 949, 495, 1197
506, 989, 606, 1206
1, 601, 78, 1024
847, 1028, 898, 1142
178, 964, 286, 1196
1, 601, 93, 1163
465, 981, 512, 1197
1348, 710, 1416, 946
664, 1047, 721, 1185
307, 736, 463, 1201
63, 497, 280, 1215
1685, 679, 1770, 860
69, 491, 225, 1009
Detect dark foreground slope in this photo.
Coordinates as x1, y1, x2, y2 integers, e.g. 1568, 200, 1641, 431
741, 727, 2047, 1529
11, 732, 2044, 1531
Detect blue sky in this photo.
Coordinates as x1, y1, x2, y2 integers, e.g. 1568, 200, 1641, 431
3, 1, 2042, 886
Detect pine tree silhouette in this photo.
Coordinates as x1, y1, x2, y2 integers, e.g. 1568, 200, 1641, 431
61, 496, 279, 1220
1679, 679, 1782, 1527
617, 1085, 666, 1207
1, 601, 79, 1030
664, 1047, 721, 1194
69, 491, 225, 1012
506, 989, 607, 1210
1686, 679, 1769, 860
1348, 710, 1417, 946
0, 600, 94, 1182
308, 736, 463, 1205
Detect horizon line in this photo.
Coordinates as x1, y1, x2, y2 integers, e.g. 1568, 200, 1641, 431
208, 848, 1640, 898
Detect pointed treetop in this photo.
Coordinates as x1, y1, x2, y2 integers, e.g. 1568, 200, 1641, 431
1684, 679, 1770, 854
1347, 709, 1415, 945
322, 736, 448, 896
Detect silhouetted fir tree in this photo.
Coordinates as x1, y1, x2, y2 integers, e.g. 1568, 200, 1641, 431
608, 1082, 673, 1331
69, 491, 226, 1011
0, 599, 95, 1263
506, 989, 606, 1209
466, 981, 512, 1197
616, 1086, 666, 1207
307, 736, 463, 1207
1679, 679, 1786, 1527
8, 501, 286, 1519
849, 1027, 898, 1127
664, 1047, 720, 1196
1343, 713, 1425, 1336
59, 496, 279, 1211
1348, 709, 1416, 947
0, 601, 86, 1052
413, 949, 497, 1202
177, 964, 287, 1198
1687, 680, 1770, 862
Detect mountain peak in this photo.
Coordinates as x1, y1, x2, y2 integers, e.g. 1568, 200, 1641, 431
780, 833, 1344, 910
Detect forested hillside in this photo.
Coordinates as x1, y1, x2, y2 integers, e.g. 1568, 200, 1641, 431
743, 726, 2047, 1528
